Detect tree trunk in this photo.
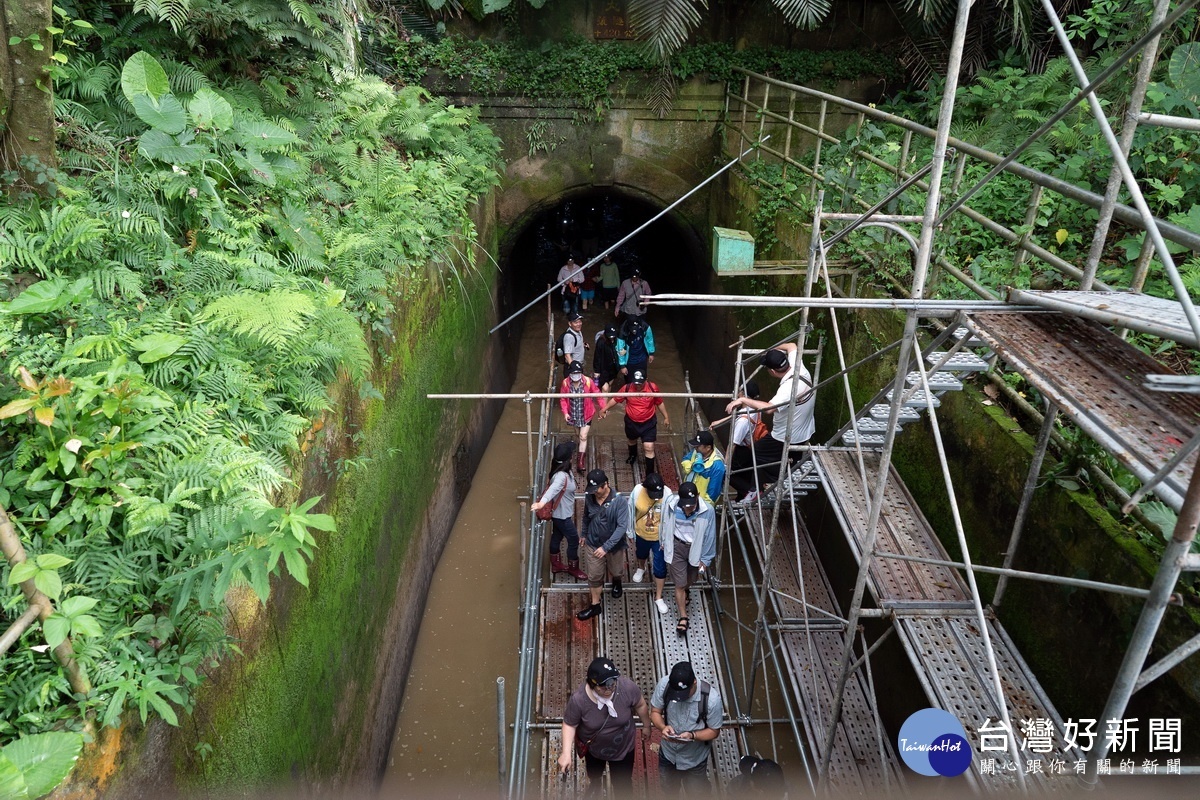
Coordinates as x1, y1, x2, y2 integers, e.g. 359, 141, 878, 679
0, 0, 56, 195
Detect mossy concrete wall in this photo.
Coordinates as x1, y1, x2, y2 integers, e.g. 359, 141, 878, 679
679, 167, 1200, 751
68, 194, 516, 796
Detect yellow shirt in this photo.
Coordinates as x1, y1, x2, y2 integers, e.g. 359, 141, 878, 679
634, 490, 663, 542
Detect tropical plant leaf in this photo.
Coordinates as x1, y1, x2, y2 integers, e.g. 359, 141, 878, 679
121, 51, 170, 101
131, 93, 188, 134
771, 0, 831, 29
138, 130, 207, 164
188, 87, 234, 131
0, 733, 83, 798
0, 278, 93, 316
0, 752, 27, 800
628, 0, 706, 61
1169, 43, 1200, 107
132, 333, 187, 363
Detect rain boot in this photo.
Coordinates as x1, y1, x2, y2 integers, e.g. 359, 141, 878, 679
550, 554, 568, 575
567, 560, 587, 580
577, 451, 586, 472
644, 456, 657, 474
626, 444, 638, 465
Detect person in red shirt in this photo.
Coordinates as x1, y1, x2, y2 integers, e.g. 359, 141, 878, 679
599, 369, 670, 475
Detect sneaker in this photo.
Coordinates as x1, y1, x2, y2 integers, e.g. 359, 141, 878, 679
736, 490, 760, 506
611, 578, 623, 598
655, 598, 669, 615
632, 568, 645, 583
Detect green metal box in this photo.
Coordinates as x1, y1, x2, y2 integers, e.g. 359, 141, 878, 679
712, 227, 755, 274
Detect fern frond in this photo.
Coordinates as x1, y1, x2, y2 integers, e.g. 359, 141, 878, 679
628, 0, 705, 61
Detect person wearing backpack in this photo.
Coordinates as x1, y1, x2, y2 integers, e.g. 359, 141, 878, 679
592, 324, 621, 392
558, 257, 584, 316
650, 661, 724, 793
726, 380, 763, 502
531, 442, 586, 580
556, 311, 588, 379
616, 317, 654, 378
560, 361, 602, 473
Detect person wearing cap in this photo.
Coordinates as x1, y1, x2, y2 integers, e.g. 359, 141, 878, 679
626, 472, 673, 615
559, 656, 651, 795
650, 661, 724, 792
560, 361, 603, 472
558, 256, 585, 316
599, 368, 669, 474
531, 442, 587, 581
599, 253, 621, 309
680, 430, 726, 506
615, 316, 655, 378
592, 323, 621, 393
577, 469, 631, 621
556, 311, 588, 380
615, 268, 651, 322
728, 755, 786, 797
660, 481, 716, 636
724, 342, 816, 503
727, 380, 763, 502
580, 258, 599, 311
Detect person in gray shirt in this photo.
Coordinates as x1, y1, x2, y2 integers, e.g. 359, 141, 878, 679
650, 661, 724, 793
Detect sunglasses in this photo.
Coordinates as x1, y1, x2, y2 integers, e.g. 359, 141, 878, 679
593, 677, 619, 689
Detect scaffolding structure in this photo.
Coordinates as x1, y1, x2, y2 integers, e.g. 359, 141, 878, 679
492, 0, 1200, 794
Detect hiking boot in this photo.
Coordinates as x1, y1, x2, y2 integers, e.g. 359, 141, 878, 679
577, 603, 603, 621
550, 554, 568, 575
567, 561, 587, 581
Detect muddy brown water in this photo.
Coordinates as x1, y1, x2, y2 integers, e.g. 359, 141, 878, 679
380, 305, 697, 798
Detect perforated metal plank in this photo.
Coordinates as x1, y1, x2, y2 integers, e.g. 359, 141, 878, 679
869, 403, 921, 422
815, 451, 970, 605
971, 312, 1200, 511
905, 371, 964, 391
895, 615, 1083, 794
927, 350, 990, 372
851, 417, 896, 433
625, 592, 660, 697
539, 590, 574, 719
603, 590, 633, 679
750, 512, 842, 619
1007, 288, 1200, 348
886, 387, 941, 408
842, 430, 885, 446
544, 729, 587, 798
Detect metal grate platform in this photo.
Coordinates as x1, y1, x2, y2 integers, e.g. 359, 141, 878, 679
1006, 289, 1200, 349
970, 312, 1200, 511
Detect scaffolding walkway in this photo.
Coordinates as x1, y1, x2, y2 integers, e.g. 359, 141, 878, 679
816, 450, 1084, 792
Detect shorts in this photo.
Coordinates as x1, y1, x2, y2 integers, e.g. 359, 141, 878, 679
581, 289, 595, 301
669, 538, 699, 589
602, 286, 618, 303
624, 415, 658, 443
583, 542, 627, 586
635, 535, 667, 579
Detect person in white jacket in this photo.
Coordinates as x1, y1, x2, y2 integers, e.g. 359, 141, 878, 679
659, 482, 717, 636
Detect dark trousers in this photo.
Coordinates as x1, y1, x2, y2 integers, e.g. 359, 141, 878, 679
584, 750, 635, 796
550, 516, 579, 561
658, 753, 711, 795
729, 436, 802, 497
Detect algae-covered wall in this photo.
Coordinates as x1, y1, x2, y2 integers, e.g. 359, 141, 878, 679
89, 195, 514, 797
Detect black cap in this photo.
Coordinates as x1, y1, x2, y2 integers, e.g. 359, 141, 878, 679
739, 756, 785, 786
552, 441, 576, 463
568, 310, 583, 322
587, 656, 620, 688
678, 482, 699, 510
567, 360, 584, 374
642, 472, 664, 499
585, 469, 608, 494
630, 369, 646, 384
743, 379, 761, 399
664, 661, 696, 702
567, 256, 575, 262
604, 324, 617, 339
631, 267, 642, 278
761, 349, 788, 371
689, 430, 714, 448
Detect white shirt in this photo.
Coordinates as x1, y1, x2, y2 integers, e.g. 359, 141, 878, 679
731, 409, 760, 448
769, 350, 816, 444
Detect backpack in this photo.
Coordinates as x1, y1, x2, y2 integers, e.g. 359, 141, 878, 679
555, 329, 580, 364
753, 418, 771, 441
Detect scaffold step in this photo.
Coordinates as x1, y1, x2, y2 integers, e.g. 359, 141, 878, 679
951, 325, 988, 348
842, 430, 885, 446
926, 350, 990, 372
851, 417, 897, 434
905, 371, 963, 391
869, 403, 921, 422
886, 387, 942, 408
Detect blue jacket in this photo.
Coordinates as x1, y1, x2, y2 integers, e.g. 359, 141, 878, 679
659, 495, 717, 568
680, 448, 725, 504
616, 326, 655, 366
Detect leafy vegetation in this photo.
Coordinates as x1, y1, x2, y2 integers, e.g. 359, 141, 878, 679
0, 6, 501, 755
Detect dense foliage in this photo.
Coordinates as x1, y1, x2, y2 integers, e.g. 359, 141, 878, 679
378, 34, 900, 118
0, 9, 501, 745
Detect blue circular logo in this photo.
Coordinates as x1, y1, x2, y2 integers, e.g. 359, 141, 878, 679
898, 708, 972, 777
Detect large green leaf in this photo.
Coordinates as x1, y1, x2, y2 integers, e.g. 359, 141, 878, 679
0, 278, 93, 316
0, 752, 29, 800
34, 569, 62, 600
131, 333, 186, 363
235, 147, 276, 186
59, 596, 98, 617
43, 615, 70, 649
132, 93, 187, 135
235, 118, 300, 150
121, 51, 170, 101
2, 732, 84, 798
189, 87, 234, 131
1168, 43, 1200, 107
138, 130, 207, 165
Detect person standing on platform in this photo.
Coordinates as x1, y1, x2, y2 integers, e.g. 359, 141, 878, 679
599, 254, 621, 310
660, 482, 716, 636
592, 323, 621, 393
531, 442, 586, 581
558, 256, 584, 317
626, 472, 672, 615
577, 469, 631, 621
556, 311, 588, 378
615, 268, 651, 322
559, 656, 651, 797
599, 369, 669, 475
724, 342, 815, 504
680, 430, 726, 506
561, 361, 602, 472
580, 259, 599, 311
616, 317, 654, 379
727, 380, 762, 502
650, 661, 724, 793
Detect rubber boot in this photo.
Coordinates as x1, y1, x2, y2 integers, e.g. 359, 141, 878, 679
626, 444, 638, 465
550, 554, 568, 575
644, 456, 657, 475
577, 451, 586, 472
567, 560, 587, 580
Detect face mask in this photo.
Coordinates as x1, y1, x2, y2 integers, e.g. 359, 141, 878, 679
570, 373, 582, 382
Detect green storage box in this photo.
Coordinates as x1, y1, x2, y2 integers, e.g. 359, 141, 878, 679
712, 227, 755, 274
